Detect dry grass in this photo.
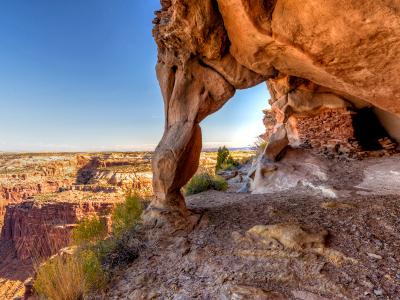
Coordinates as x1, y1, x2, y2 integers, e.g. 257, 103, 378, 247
34, 254, 87, 300
32, 195, 144, 300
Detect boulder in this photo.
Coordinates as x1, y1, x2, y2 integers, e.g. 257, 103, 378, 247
246, 224, 327, 251
220, 284, 286, 300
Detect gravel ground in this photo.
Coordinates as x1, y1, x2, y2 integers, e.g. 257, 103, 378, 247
103, 156, 400, 299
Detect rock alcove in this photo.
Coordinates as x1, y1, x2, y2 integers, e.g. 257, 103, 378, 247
150, 0, 400, 216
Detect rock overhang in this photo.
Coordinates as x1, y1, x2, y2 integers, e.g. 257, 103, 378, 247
151, 0, 400, 212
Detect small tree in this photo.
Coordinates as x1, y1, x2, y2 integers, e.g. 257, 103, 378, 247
215, 146, 239, 172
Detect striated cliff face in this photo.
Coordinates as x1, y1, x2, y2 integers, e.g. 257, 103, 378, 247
1, 200, 116, 260
151, 0, 400, 213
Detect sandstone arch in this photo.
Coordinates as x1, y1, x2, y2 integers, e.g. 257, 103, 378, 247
151, 0, 400, 214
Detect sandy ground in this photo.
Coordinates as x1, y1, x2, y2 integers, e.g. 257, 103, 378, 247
103, 156, 400, 299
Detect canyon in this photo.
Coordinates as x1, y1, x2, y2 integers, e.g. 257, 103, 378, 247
0, 151, 246, 299
0, 152, 154, 299
2, 0, 400, 299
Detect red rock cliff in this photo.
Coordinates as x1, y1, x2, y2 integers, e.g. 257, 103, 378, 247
1, 201, 115, 260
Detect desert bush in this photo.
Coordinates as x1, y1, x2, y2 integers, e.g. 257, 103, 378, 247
34, 250, 107, 300
78, 249, 108, 290
254, 137, 267, 154
34, 254, 87, 300
33, 194, 144, 300
215, 146, 239, 172
72, 216, 108, 247
184, 172, 228, 196
112, 194, 143, 237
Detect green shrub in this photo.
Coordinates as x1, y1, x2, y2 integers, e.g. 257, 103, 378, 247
71, 217, 108, 247
216, 146, 229, 169
34, 194, 144, 300
216, 146, 239, 172
184, 173, 228, 196
112, 194, 143, 237
79, 249, 108, 290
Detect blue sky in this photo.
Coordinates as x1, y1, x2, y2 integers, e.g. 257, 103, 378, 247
0, 0, 269, 152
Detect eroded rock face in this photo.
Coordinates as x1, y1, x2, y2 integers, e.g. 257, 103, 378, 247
250, 148, 332, 195
152, 0, 400, 212
0, 156, 80, 203
1, 200, 115, 260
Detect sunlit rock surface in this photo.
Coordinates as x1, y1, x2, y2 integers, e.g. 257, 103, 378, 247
151, 0, 400, 210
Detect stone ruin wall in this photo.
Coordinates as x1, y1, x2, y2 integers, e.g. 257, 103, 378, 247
286, 108, 356, 152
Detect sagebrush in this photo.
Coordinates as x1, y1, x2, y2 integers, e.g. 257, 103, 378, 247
112, 194, 143, 237
184, 172, 228, 195
71, 216, 108, 246
33, 194, 144, 300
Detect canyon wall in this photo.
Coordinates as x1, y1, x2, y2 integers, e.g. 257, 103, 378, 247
152, 0, 400, 212
1, 200, 115, 260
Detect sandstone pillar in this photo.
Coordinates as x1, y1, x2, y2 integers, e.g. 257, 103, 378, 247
151, 55, 236, 214
151, 0, 269, 215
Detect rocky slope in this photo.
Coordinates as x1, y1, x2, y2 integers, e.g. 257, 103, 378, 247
102, 155, 400, 299
0, 241, 33, 300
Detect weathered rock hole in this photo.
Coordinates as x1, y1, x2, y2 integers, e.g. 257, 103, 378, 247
201, 84, 269, 150
352, 108, 392, 150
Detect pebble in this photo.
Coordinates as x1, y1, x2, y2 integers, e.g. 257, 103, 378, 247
396, 273, 400, 280
367, 253, 383, 260
373, 289, 383, 296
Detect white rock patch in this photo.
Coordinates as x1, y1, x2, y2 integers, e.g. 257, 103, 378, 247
356, 161, 400, 195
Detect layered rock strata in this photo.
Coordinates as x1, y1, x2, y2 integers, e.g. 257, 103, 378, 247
1, 200, 115, 260
0, 181, 66, 203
